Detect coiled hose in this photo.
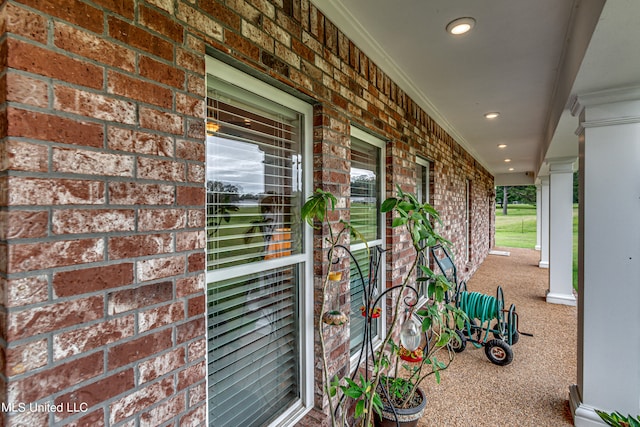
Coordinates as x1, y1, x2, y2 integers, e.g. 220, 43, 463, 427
457, 291, 503, 347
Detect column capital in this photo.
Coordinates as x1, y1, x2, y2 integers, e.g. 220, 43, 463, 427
572, 85, 640, 132
546, 157, 576, 174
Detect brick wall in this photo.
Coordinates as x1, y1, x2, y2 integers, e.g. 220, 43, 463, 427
0, 1, 493, 426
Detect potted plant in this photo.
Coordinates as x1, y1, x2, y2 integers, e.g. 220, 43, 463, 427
302, 187, 466, 427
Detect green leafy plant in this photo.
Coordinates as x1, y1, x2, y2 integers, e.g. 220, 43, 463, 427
596, 410, 640, 427
302, 186, 466, 427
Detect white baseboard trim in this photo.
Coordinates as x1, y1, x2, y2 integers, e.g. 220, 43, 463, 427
570, 385, 607, 427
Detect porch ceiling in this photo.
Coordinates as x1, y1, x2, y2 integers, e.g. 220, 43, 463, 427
315, 0, 640, 185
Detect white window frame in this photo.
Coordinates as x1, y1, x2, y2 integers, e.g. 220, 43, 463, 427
349, 126, 386, 370
416, 157, 431, 306
204, 56, 314, 427
465, 178, 471, 263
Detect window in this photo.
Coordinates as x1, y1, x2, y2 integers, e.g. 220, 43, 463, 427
349, 128, 385, 357
416, 157, 431, 301
465, 179, 472, 263
205, 57, 313, 427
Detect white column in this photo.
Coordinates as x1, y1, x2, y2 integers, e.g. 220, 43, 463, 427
546, 159, 576, 306
538, 176, 549, 268
535, 182, 542, 251
569, 87, 640, 426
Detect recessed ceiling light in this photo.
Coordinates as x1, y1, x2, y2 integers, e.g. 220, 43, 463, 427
484, 112, 500, 119
508, 167, 515, 171
497, 144, 507, 149
504, 159, 511, 163
446, 17, 476, 35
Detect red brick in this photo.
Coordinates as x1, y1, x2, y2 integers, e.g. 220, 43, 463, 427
57, 409, 105, 427
54, 22, 135, 72
8, 238, 104, 273
187, 252, 205, 272
109, 377, 174, 424
107, 127, 173, 156
141, 393, 185, 427
187, 163, 205, 183
107, 329, 172, 370
176, 92, 203, 118
7, 38, 103, 90
139, 208, 186, 231
138, 301, 184, 333
5, 72, 48, 107
187, 339, 205, 362
4, 3, 48, 43
52, 208, 135, 235
177, 360, 205, 390
139, 55, 185, 89
188, 209, 205, 228
107, 281, 173, 315
108, 182, 174, 205
108, 16, 173, 61
1, 275, 48, 307
146, 0, 173, 14
5, 339, 47, 376
176, 186, 204, 206
139, 106, 184, 135
0, 210, 48, 239
187, 295, 204, 317
176, 274, 203, 298
7, 177, 105, 206
7, 108, 104, 147
225, 31, 260, 62
180, 405, 206, 427
53, 315, 135, 360
138, 347, 185, 383
8, 350, 103, 403
108, 71, 172, 109
176, 139, 204, 161
139, 4, 183, 42
14, 0, 103, 33
176, 48, 204, 74
137, 157, 186, 182
92, 0, 134, 19
175, 316, 204, 344
7, 296, 103, 340
55, 370, 134, 420
108, 233, 173, 259
1, 139, 48, 172
136, 255, 185, 282
175, 3, 223, 40
53, 263, 134, 297
53, 147, 135, 177
54, 85, 136, 124
176, 230, 204, 252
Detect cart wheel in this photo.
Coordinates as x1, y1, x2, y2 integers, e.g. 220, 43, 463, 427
485, 339, 513, 366
451, 330, 466, 353
491, 322, 520, 345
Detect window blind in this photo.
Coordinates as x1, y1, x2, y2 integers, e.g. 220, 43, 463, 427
349, 136, 382, 355
206, 81, 303, 270
207, 266, 299, 427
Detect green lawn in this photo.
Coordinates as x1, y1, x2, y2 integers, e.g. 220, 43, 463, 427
495, 204, 578, 290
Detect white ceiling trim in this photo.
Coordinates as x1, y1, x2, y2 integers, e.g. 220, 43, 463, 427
313, 0, 491, 173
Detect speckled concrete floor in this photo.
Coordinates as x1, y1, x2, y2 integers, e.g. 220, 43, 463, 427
418, 247, 577, 427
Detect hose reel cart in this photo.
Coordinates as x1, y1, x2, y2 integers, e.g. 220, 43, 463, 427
430, 244, 532, 366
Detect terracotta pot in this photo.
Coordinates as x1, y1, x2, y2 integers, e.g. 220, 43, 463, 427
374, 386, 427, 427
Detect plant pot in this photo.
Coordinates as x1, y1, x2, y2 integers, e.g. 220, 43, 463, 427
374, 386, 427, 427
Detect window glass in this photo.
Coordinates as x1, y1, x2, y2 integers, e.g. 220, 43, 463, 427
205, 60, 310, 427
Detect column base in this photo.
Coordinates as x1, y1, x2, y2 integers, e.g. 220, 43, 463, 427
546, 291, 576, 306
535, 245, 541, 251
570, 385, 607, 427
538, 260, 549, 268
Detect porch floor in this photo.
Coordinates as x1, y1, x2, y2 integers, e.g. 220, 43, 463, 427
419, 247, 577, 427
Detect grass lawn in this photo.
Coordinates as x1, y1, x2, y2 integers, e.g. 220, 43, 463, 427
495, 204, 578, 290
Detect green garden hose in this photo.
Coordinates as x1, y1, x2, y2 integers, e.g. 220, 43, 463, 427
457, 291, 504, 347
